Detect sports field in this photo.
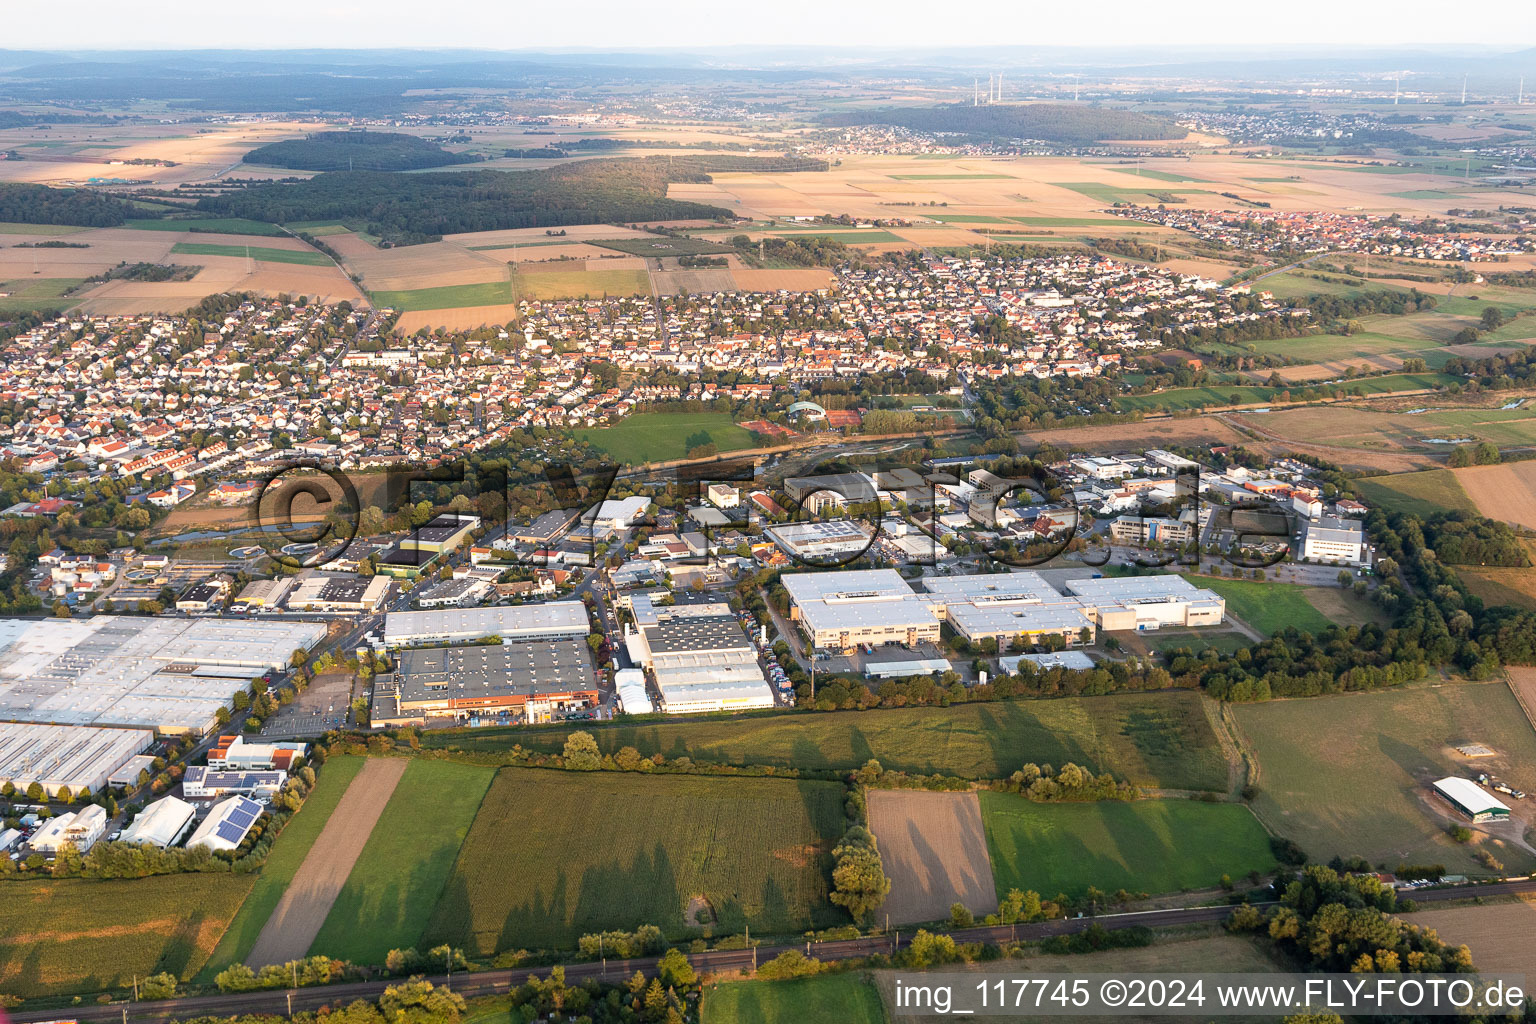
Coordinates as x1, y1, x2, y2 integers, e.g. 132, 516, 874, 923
422, 769, 847, 951
422, 692, 1230, 792
574, 411, 757, 464
0, 873, 256, 997
1234, 682, 1536, 874
979, 795, 1273, 898
198, 754, 367, 978
308, 759, 494, 962
1180, 575, 1333, 637
703, 974, 886, 1024
170, 241, 331, 265
1355, 469, 1477, 517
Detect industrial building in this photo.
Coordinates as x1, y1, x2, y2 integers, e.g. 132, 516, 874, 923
783, 473, 876, 514
1062, 576, 1226, 630
187, 796, 264, 852
1000, 651, 1097, 673
31, 804, 107, 854
400, 513, 480, 556
764, 520, 875, 563
614, 668, 651, 714
626, 611, 774, 714
1299, 516, 1368, 566
0, 616, 327, 734
120, 795, 196, 848
1433, 777, 1511, 823
383, 602, 589, 647
1108, 515, 1195, 547
231, 577, 295, 612
781, 569, 941, 652
286, 574, 391, 613
508, 508, 582, 546
0, 722, 154, 797
369, 640, 599, 726
182, 766, 285, 801
207, 735, 307, 771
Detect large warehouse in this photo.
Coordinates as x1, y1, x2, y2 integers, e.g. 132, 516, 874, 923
626, 611, 774, 714
0, 722, 153, 797
383, 602, 589, 647
1062, 576, 1226, 630
286, 574, 391, 613
369, 640, 599, 726
764, 521, 875, 563
120, 795, 197, 848
781, 569, 942, 651
0, 616, 327, 734
1433, 777, 1511, 823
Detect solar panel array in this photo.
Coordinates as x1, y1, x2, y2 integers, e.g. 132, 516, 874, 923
213, 797, 261, 846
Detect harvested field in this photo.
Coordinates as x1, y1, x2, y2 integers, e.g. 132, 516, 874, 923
1453, 462, 1536, 530
245, 757, 407, 967
1356, 469, 1478, 518
343, 241, 503, 291
1509, 668, 1536, 736
395, 304, 521, 333
1409, 900, 1536, 974
514, 267, 650, 300
867, 790, 998, 925
493, 243, 614, 262
652, 269, 735, 295
729, 267, 835, 292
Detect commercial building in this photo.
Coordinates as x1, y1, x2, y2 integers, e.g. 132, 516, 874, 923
1108, 515, 1195, 547
187, 796, 264, 852
383, 602, 589, 647
369, 640, 599, 726
707, 484, 740, 509
0, 722, 154, 797
120, 795, 196, 848
783, 473, 876, 514
764, 520, 875, 564
206, 735, 307, 771
626, 611, 773, 714
781, 569, 941, 652
415, 577, 491, 609
0, 616, 326, 734
176, 579, 230, 613
30, 804, 107, 854
232, 577, 295, 612
615, 668, 651, 715
182, 766, 285, 801
1433, 777, 1511, 823
508, 508, 583, 547
400, 513, 480, 556
1300, 516, 1367, 566
107, 753, 157, 788
286, 574, 391, 613
585, 496, 650, 536
1000, 651, 1097, 673
1063, 575, 1226, 631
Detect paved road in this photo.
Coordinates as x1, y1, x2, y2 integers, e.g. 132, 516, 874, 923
19, 877, 1536, 1024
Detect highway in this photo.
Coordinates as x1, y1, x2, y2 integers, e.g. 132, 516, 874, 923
18, 877, 1536, 1024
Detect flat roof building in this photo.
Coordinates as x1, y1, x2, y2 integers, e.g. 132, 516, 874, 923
384, 602, 589, 647
1300, 516, 1367, 566
287, 574, 391, 613
628, 611, 773, 714
0, 722, 154, 798
182, 766, 285, 801
370, 640, 599, 726
764, 520, 875, 564
781, 569, 941, 652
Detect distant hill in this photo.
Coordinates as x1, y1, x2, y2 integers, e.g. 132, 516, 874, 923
820, 103, 1185, 144
243, 131, 482, 172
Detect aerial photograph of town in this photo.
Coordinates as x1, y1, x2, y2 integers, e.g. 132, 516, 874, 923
1, 2, 1536, 1022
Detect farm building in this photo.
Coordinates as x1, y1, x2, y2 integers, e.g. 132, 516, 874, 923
0, 722, 154, 798
1433, 777, 1511, 823
120, 795, 196, 848
383, 602, 589, 647
369, 641, 599, 726
187, 796, 264, 852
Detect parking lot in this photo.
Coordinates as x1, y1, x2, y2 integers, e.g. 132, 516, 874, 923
261, 670, 356, 738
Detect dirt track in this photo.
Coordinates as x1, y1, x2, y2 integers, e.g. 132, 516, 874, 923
868, 790, 998, 925
245, 758, 407, 967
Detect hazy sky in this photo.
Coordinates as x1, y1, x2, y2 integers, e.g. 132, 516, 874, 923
7, 0, 1535, 52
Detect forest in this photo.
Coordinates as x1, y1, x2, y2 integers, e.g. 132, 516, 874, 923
0, 182, 144, 227
819, 103, 1185, 143
243, 131, 484, 172
192, 157, 778, 243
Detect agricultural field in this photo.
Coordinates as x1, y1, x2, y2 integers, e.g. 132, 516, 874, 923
512, 267, 651, 300
1180, 575, 1334, 637
422, 691, 1230, 792
1356, 469, 1478, 517
123, 217, 285, 235
0, 276, 84, 312
867, 791, 998, 924
198, 754, 368, 978
370, 280, 514, 312
308, 760, 494, 963
0, 873, 256, 997
1452, 461, 1536, 530
1459, 541, 1536, 610
1235, 402, 1536, 458
170, 242, 332, 265
979, 795, 1273, 898
703, 974, 886, 1024
574, 411, 757, 464
1410, 900, 1536, 974
421, 769, 847, 951
588, 236, 733, 256
1233, 682, 1536, 874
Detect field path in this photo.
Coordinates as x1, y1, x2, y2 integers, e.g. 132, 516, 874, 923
868, 790, 998, 925
1508, 668, 1536, 737
245, 758, 407, 967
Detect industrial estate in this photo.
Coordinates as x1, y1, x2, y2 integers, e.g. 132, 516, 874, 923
2, 25, 1536, 1024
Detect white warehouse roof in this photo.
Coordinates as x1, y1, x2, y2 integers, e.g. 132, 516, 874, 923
121, 795, 196, 848
1433, 777, 1510, 816
384, 602, 589, 646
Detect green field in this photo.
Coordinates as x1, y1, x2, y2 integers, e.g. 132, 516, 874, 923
1116, 386, 1279, 412
1180, 575, 1333, 637
1234, 682, 1536, 873
574, 411, 757, 464
1052, 182, 1208, 203
309, 760, 494, 963
927, 214, 1009, 224
198, 755, 367, 979
1355, 469, 1477, 518
703, 974, 886, 1024
422, 691, 1229, 792
0, 873, 256, 997
171, 241, 331, 265
766, 230, 903, 243
513, 268, 652, 300
422, 769, 846, 951
587, 236, 733, 256
1255, 272, 1405, 301
0, 221, 90, 235
980, 795, 1273, 898
1108, 168, 1212, 183
0, 277, 83, 312
370, 280, 514, 311
125, 217, 284, 235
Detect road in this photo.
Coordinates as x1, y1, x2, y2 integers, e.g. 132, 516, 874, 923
19, 877, 1536, 1024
